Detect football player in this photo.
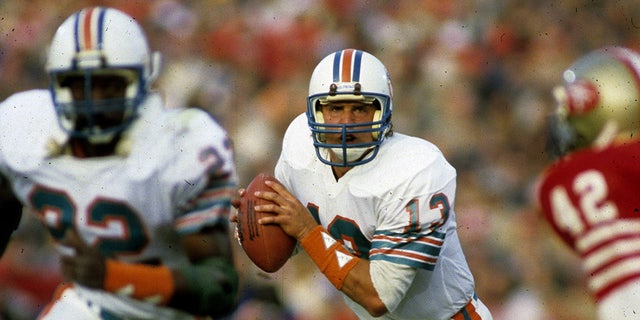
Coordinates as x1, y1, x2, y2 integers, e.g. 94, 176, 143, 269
240, 49, 493, 319
0, 7, 238, 319
537, 46, 640, 319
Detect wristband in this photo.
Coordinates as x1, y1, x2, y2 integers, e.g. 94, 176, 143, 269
300, 225, 359, 289
104, 260, 175, 305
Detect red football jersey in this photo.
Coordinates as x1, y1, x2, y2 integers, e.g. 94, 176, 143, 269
537, 140, 640, 301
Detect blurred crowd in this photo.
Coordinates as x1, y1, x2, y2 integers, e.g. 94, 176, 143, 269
2, 0, 640, 319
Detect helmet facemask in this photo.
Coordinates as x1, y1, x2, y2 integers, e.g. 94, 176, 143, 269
306, 49, 393, 167
51, 67, 145, 144
307, 86, 392, 167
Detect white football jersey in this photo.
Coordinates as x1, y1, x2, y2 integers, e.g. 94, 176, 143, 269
275, 113, 476, 320
0, 89, 237, 319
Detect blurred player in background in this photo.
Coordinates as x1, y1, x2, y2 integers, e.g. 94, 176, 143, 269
537, 46, 640, 320
0, 6, 239, 319
241, 49, 493, 319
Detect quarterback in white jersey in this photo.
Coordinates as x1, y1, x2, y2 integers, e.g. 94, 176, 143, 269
246, 49, 492, 319
0, 7, 238, 319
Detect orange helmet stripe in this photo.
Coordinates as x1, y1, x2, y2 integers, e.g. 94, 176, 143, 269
82, 7, 95, 50
341, 49, 354, 82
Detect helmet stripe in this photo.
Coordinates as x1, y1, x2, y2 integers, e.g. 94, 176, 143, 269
81, 8, 94, 50
332, 49, 363, 83
332, 50, 342, 82
74, 7, 105, 52
72, 10, 81, 52
95, 8, 105, 50
352, 50, 362, 82
340, 49, 354, 82
611, 48, 640, 91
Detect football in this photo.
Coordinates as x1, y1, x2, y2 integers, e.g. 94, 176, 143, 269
237, 173, 296, 272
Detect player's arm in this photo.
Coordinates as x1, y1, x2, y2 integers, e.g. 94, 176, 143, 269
140, 162, 238, 317
163, 111, 238, 316
297, 224, 397, 317
61, 176, 238, 317
61, 212, 238, 317
151, 112, 238, 316
255, 180, 393, 317
167, 224, 238, 317
61, 224, 238, 317
0, 175, 22, 257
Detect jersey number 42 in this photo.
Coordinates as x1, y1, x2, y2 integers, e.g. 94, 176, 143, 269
550, 169, 618, 236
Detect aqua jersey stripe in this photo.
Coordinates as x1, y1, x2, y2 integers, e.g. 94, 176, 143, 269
370, 230, 446, 270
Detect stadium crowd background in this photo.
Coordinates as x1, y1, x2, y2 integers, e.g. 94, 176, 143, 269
2, 1, 640, 319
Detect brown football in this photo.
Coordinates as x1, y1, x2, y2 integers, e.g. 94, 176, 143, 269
237, 173, 296, 272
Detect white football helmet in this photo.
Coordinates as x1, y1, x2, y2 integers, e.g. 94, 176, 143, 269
549, 46, 640, 155
46, 6, 161, 144
307, 49, 393, 167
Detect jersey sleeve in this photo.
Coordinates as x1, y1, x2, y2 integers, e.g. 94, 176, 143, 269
0, 90, 66, 176
274, 113, 315, 189
370, 259, 417, 313
369, 147, 458, 271
166, 109, 238, 235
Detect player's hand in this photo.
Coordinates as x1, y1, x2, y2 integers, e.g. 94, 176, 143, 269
230, 188, 247, 246
229, 188, 246, 223
60, 229, 106, 289
254, 180, 318, 241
